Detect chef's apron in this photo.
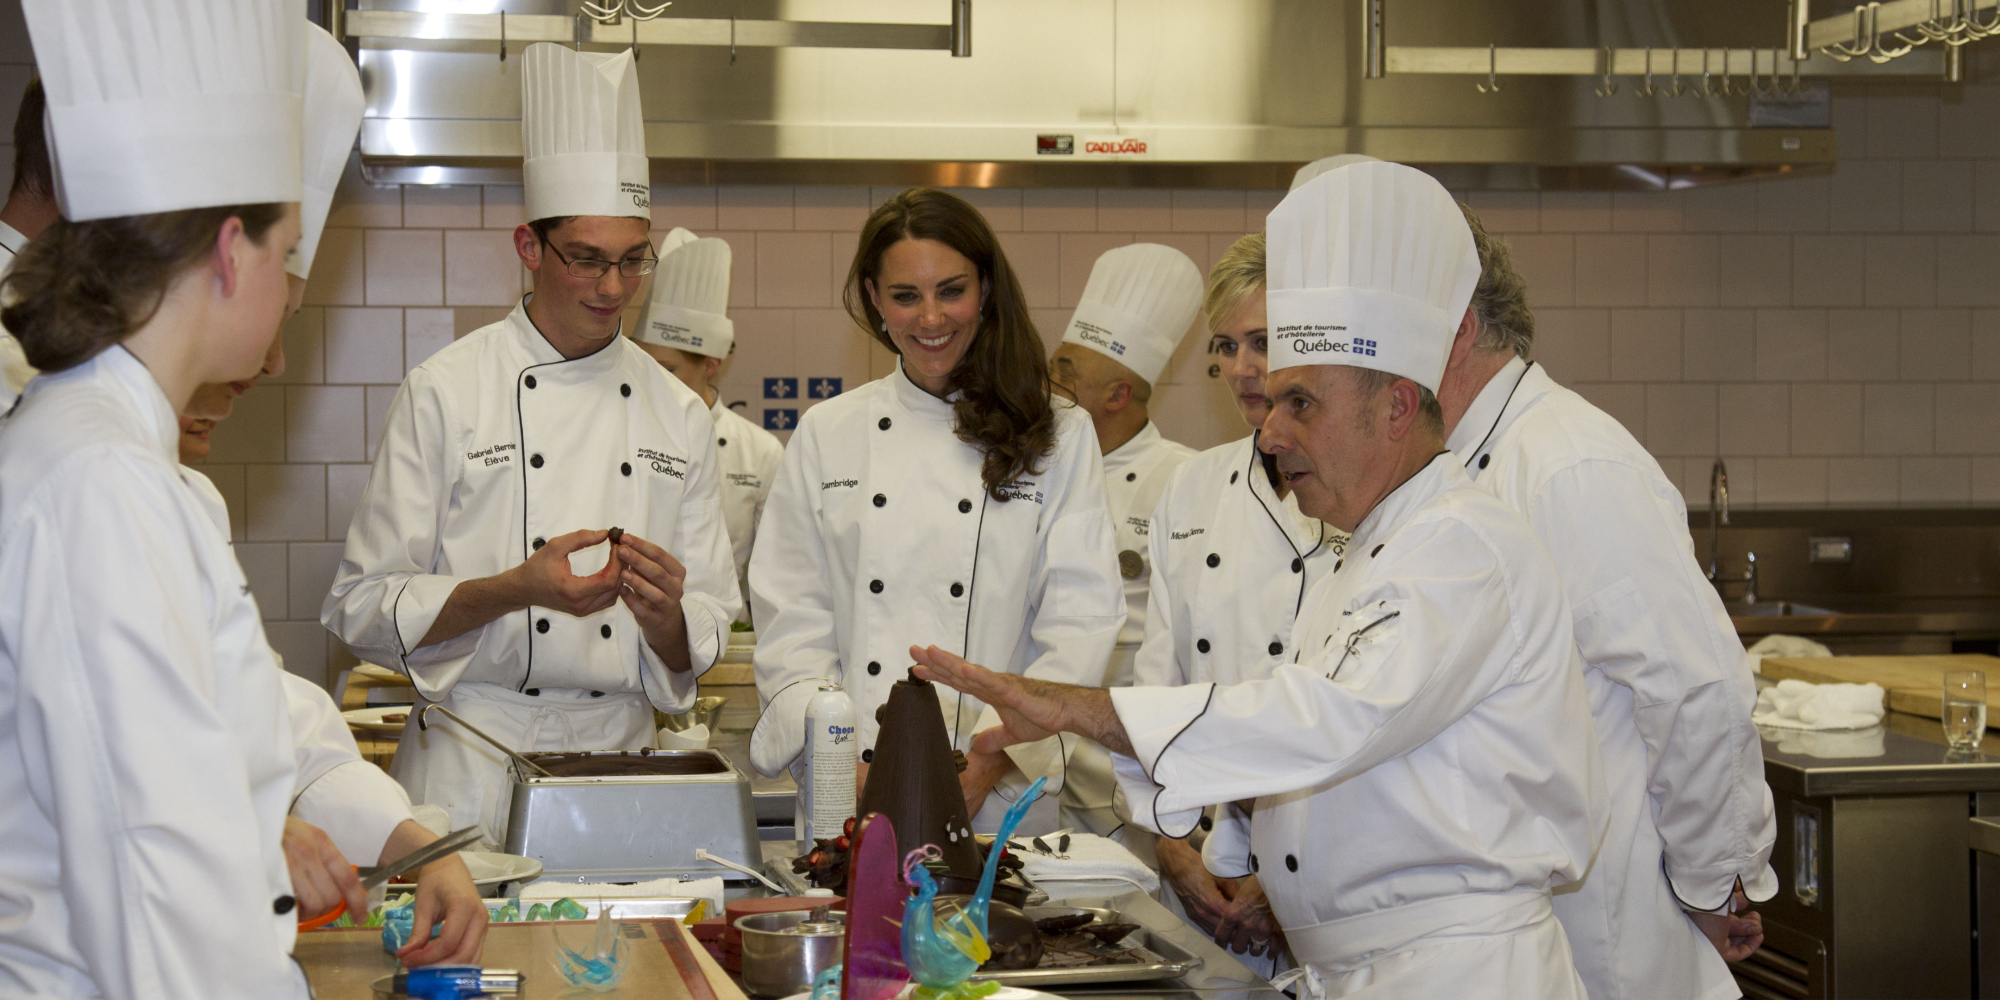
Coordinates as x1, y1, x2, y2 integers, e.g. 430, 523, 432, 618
392, 681, 655, 848
1276, 890, 1585, 1000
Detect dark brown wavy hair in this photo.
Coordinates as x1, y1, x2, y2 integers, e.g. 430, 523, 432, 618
843, 189, 1056, 502
1, 204, 287, 372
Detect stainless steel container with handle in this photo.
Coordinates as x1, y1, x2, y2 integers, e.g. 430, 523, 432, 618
736, 907, 845, 998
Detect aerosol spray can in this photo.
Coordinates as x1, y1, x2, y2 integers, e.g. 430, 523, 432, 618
801, 681, 857, 843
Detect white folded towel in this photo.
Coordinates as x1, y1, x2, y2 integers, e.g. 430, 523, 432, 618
1743, 634, 1833, 676
1753, 678, 1885, 731
1008, 833, 1159, 895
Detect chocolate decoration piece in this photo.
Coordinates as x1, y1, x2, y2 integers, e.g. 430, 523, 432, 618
854, 675, 983, 881
607, 526, 624, 544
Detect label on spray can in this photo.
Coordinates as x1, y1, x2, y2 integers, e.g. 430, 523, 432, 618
802, 682, 857, 843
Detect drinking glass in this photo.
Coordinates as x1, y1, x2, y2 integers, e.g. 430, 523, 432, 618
1943, 670, 1988, 751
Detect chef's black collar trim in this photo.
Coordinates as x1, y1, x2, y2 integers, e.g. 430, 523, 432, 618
1142, 682, 1216, 841
1350, 451, 1452, 547
1462, 360, 1535, 476
517, 294, 622, 365
1244, 431, 1330, 626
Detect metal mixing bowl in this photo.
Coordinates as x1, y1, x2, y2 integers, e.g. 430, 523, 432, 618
736, 909, 845, 997
657, 695, 727, 733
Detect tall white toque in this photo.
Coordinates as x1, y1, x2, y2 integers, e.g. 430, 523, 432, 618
24, 0, 304, 221
1289, 153, 1382, 192
521, 43, 650, 223
1265, 160, 1479, 393
1060, 243, 1203, 386
287, 22, 365, 280
640, 232, 734, 359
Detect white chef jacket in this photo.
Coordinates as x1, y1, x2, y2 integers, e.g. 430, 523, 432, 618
184, 467, 416, 864
1102, 421, 1197, 654
1449, 356, 1779, 1000
323, 298, 740, 845
0, 220, 38, 413
710, 399, 783, 622
748, 362, 1123, 828
1111, 454, 1603, 999
0, 347, 307, 999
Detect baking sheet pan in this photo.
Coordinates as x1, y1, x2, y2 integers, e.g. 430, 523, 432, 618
969, 907, 1203, 987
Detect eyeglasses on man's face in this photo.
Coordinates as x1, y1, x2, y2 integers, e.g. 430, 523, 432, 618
539, 236, 659, 279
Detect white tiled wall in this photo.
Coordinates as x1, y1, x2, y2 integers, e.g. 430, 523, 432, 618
3, 63, 1995, 687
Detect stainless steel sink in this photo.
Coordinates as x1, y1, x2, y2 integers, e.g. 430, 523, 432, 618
1734, 600, 1840, 617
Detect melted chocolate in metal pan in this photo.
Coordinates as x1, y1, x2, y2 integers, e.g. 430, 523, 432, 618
524, 750, 729, 777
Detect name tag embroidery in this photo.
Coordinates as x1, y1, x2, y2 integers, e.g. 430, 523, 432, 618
466, 442, 517, 467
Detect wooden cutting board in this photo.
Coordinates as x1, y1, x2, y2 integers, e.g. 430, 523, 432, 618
1760, 654, 2000, 724
295, 917, 746, 1000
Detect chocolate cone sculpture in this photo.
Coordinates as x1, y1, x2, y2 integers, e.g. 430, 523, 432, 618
857, 674, 982, 881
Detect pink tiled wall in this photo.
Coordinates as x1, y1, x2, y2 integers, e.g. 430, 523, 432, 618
29, 80, 1986, 689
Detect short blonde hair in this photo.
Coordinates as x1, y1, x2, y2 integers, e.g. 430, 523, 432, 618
1202, 232, 1265, 334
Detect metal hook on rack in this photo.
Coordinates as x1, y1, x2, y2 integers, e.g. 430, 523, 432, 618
1696, 48, 1715, 97
1970, 0, 2000, 38
627, 0, 672, 17
498, 10, 506, 62
1595, 46, 1618, 96
1751, 49, 1779, 97
1476, 43, 1502, 93
1636, 47, 1657, 97
1667, 47, 1689, 96
1786, 48, 1806, 94
1866, 3, 1916, 60
580, 0, 623, 22
1823, 4, 1871, 60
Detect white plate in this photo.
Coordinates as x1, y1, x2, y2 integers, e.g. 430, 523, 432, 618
342, 706, 412, 735
382, 851, 542, 895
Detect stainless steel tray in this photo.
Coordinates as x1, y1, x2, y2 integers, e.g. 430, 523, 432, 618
485, 895, 707, 921
969, 906, 1203, 987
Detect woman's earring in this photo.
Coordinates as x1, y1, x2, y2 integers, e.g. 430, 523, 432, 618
880, 319, 889, 334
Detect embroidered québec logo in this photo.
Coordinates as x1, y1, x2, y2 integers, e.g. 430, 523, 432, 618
996, 479, 1045, 504
637, 447, 687, 480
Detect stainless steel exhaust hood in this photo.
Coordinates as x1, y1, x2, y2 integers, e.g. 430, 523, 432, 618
342, 0, 1917, 190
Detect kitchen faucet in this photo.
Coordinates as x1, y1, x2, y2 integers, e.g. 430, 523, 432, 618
1707, 459, 1757, 604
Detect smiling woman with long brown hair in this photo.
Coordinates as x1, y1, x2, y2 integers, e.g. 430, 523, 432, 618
747, 188, 1124, 835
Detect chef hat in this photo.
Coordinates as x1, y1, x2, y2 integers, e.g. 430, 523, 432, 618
639, 235, 734, 358
522, 44, 650, 223
657, 226, 699, 258
287, 23, 365, 280
24, 0, 303, 222
1265, 161, 1478, 393
1060, 243, 1202, 386
1289, 153, 1381, 192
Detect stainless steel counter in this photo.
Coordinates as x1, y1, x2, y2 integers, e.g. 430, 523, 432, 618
1738, 710, 2000, 997
1759, 710, 2000, 796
